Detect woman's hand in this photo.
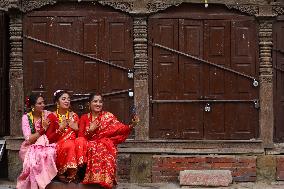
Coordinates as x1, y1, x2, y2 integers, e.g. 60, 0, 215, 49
89, 121, 99, 132
130, 115, 139, 128
42, 118, 50, 131
68, 112, 78, 131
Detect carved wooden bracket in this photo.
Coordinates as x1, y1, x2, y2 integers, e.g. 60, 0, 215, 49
225, 4, 259, 16
273, 6, 284, 16
0, 0, 18, 11
20, 0, 134, 13
21, 0, 57, 12
146, 1, 182, 13
98, 1, 133, 13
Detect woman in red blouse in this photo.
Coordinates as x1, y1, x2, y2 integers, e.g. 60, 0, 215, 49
76, 92, 138, 188
45, 90, 79, 183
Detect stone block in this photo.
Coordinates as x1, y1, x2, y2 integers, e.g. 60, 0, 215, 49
257, 155, 276, 181
130, 154, 152, 183
179, 170, 232, 187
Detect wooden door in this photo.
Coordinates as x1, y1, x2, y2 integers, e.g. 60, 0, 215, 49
149, 18, 180, 139
274, 20, 284, 142
0, 12, 9, 137
149, 15, 259, 140
178, 19, 204, 139
23, 3, 133, 123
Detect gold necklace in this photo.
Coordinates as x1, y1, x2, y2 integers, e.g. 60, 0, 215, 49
56, 109, 69, 123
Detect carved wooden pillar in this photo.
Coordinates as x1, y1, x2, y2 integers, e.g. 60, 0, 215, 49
133, 16, 149, 140
9, 12, 23, 137
259, 19, 274, 148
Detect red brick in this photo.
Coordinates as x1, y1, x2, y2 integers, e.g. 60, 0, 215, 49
206, 157, 236, 163
211, 162, 234, 168
276, 156, 284, 180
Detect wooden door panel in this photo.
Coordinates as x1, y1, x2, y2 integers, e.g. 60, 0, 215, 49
102, 16, 133, 122
82, 18, 102, 93
203, 20, 231, 139
150, 18, 180, 138
102, 16, 133, 92
179, 19, 204, 99
150, 104, 180, 139
179, 104, 204, 139
52, 17, 83, 93
152, 19, 179, 100
204, 103, 226, 139
274, 22, 284, 142
24, 17, 52, 101
103, 95, 132, 123
229, 103, 258, 139
231, 20, 258, 99
178, 19, 204, 139
204, 20, 231, 99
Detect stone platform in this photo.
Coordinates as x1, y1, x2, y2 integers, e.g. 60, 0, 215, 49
46, 181, 104, 189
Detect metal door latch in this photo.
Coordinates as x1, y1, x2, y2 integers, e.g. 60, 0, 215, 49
254, 100, 260, 109
253, 79, 259, 87
128, 70, 134, 79
128, 89, 134, 97
205, 103, 211, 112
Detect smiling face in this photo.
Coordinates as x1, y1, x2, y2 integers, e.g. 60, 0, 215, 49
90, 95, 103, 113
57, 93, 71, 110
32, 96, 45, 113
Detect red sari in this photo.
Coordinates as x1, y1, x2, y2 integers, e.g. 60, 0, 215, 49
45, 112, 79, 175
76, 111, 131, 188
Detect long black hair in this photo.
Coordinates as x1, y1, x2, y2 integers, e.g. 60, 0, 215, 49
25, 93, 43, 112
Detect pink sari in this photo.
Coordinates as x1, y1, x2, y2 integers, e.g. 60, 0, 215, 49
17, 110, 57, 189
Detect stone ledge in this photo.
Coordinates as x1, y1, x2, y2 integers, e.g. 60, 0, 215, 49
46, 182, 103, 189
5, 137, 265, 154
179, 170, 232, 187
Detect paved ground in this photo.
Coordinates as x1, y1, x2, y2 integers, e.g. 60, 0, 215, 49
1, 180, 284, 189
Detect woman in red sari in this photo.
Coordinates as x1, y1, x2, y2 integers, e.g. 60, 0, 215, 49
76, 93, 138, 188
45, 90, 79, 183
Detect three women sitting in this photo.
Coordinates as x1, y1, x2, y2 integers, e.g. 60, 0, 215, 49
17, 90, 138, 189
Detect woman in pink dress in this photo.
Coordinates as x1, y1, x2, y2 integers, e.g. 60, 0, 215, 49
17, 94, 57, 189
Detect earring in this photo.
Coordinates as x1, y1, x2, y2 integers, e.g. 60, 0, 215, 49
56, 104, 59, 109
32, 107, 35, 112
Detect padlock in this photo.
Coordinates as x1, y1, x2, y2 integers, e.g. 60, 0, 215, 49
205, 103, 211, 112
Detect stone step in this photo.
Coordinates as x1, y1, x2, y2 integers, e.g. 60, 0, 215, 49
46, 181, 104, 189
179, 170, 232, 187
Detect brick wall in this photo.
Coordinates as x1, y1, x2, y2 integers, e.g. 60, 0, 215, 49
152, 155, 256, 183
276, 156, 284, 181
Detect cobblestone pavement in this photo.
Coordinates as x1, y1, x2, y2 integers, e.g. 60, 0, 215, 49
1, 180, 284, 189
